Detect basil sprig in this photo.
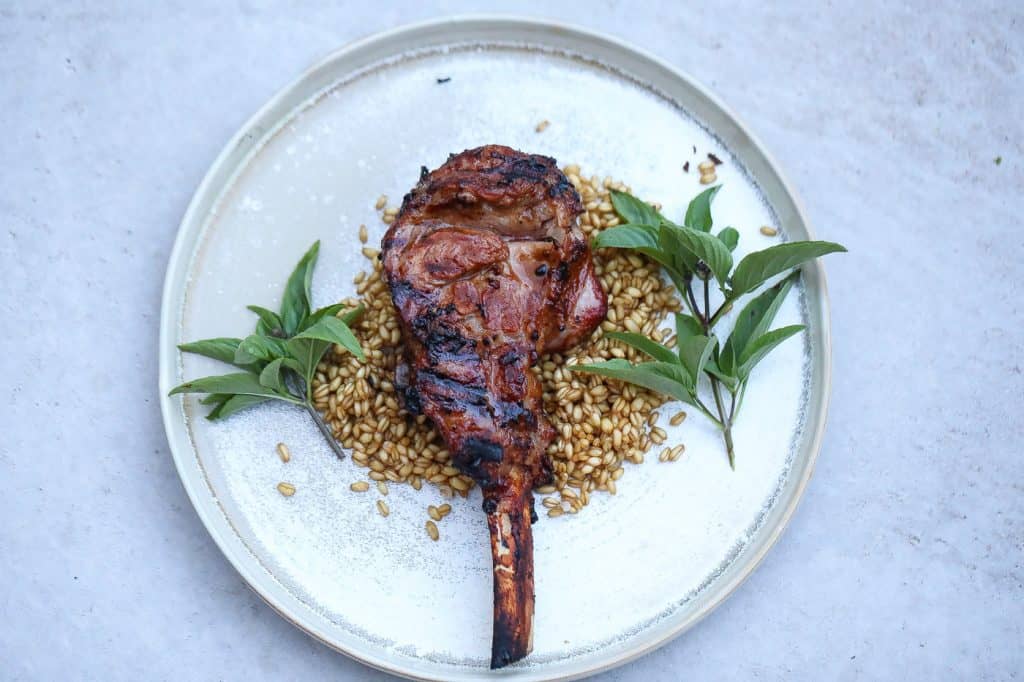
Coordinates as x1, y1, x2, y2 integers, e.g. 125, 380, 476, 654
169, 241, 364, 459
575, 187, 846, 468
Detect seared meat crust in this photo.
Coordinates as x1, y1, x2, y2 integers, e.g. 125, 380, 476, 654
381, 145, 607, 667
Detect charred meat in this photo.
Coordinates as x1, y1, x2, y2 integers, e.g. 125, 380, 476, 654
381, 145, 607, 668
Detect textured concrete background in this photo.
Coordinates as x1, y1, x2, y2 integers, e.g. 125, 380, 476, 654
1, 2, 1021, 680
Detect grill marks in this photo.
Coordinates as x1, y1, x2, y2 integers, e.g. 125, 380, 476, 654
380, 145, 607, 669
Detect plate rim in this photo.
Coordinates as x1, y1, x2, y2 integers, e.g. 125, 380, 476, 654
159, 14, 832, 681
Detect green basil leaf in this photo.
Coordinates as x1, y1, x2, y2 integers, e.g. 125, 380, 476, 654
678, 334, 717, 384
703, 357, 739, 391
657, 222, 697, 274
592, 223, 657, 251
247, 305, 284, 336
718, 337, 737, 376
683, 185, 721, 232
207, 394, 273, 421
284, 337, 330, 385
178, 338, 244, 365
592, 224, 675, 271
609, 189, 664, 227
280, 357, 307, 378
302, 302, 366, 332
729, 272, 798, 360
294, 316, 364, 361
658, 223, 733, 284
234, 334, 287, 365
717, 227, 740, 251
169, 372, 294, 400
200, 393, 230, 406
730, 241, 847, 297
737, 325, 805, 380
280, 241, 320, 335
674, 312, 703, 342
259, 358, 286, 392
605, 331, 678, 364
570, 359, 696, 405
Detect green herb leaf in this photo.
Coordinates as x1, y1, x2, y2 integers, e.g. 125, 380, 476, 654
592, 224, 671, 265
200, 393, 230, 405
284, 337, 330, 390
703, 357, 739, 391
294, 316, 365, 361
207, 394, 273, 420
169, 372, 296, 401
728, 272, 798, 360
302, 302, 366, 332
730, 241, 847, 298
571, 359, 696, 405
609, 189, 664, 227
674, 312, 703, 342
234, 334, 286, 365
717, 227, 740, 251
659, 222, 733, 284
259, 358, 286, 392
683, 185, 721, 232
605, 331, 678, 364
247, 305, 284, 336
737, 325, 805, 380
657, 222, 697, 274
280, 357, 307, 377
280, 241, 320, 335
178, 338, 245, 365
678, 334, 717, 384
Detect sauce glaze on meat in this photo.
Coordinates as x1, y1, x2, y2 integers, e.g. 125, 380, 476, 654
381, 145, 607, 667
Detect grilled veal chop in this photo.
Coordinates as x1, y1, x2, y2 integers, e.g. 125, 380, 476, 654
381, 145, 607, 668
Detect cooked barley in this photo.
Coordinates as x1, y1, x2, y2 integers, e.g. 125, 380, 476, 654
311, 167, 686, 517
277, 482, 296, 497
377, 499, 389, 517
426, 520, 439, 541
350, 481, 370, 492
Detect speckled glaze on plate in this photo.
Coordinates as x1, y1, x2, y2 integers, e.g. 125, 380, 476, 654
159, 16, 832, 682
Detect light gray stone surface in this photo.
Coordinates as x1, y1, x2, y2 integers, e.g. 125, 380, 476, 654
1, 2, 1021, 680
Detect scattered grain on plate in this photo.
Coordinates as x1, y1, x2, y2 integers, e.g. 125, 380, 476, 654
437, 503, 451, 518
425, 520, 439, 541
375, 195, 388, 210
700, 172, 717, 185
350, 481, 370, 492
276, 442, 291, 463
359, 224, 368, 244
535, 119, 550, 133
362, 247, 379, 260
698, 161, 715, 174
377, 499, 389, 517
670, 411, 688, 426
376, 481, 388, 496
668, 444, 686, 461
277, 482, 296, 497
760, 225, 778, 236
428, 505, 442, 521
311, 167, 685, 516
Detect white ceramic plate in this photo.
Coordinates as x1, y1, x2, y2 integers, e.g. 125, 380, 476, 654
159, 16, 831, 682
